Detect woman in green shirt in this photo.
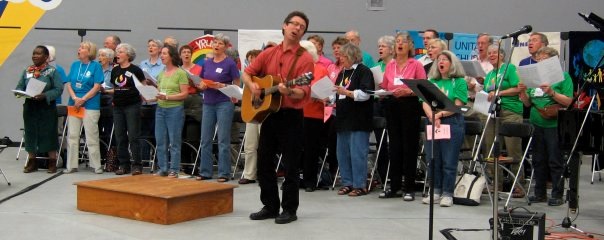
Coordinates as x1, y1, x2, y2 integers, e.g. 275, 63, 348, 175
481, 44, 524, 197
421, 50, 468, 207
518, 47, 572, 206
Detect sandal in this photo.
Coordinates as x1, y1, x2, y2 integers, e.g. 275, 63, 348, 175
217, 176, 229, 182
195, 175, 211, 181
337, 186, 353, 195
348, 188, 368, 197
512, 187, 525, 198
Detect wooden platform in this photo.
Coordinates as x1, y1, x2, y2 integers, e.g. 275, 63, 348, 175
75, 175, 236, 225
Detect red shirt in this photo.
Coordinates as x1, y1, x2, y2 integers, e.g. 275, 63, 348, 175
303, 64, 329, 119
244, 43, 314, 109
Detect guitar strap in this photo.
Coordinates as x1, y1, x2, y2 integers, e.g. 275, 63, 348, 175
285, 46, 306, 81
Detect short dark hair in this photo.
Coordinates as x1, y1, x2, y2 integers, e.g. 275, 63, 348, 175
35, 45, 50, 56
307, 35, 324, 46
331, 36, 349, 47
283, 10, 309, 34
246, 49, 261, 59
163, 45, 182, 67
424, 29, 439, 38
111, 35, 121, 45
179, 45, 193, 55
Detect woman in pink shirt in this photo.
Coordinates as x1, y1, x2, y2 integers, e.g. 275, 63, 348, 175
378, 32, 427, 201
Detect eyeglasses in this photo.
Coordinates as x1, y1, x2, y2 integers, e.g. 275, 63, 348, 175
287, 21, 306, 30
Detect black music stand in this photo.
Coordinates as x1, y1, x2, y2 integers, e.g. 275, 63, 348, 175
0, 145, 11, 185
404, 79, 460, 240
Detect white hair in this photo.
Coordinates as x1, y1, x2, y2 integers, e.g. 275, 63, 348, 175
45, 45, 56, 62
299, 40, 318, 62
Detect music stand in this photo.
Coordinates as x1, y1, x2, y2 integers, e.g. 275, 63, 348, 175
404, 79, 460, 240
0, 145, 11, 185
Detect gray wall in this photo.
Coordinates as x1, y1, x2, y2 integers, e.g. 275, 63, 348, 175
1, 0, 603, 139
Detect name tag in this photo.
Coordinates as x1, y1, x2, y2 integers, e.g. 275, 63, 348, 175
216, 68, 223, 73
125, 71, 133, 77
75, 83, 82, 89
26, 73, 33, 79
338, 94, 346, 99
534, 88, 544, 97
394, 77, 404, 86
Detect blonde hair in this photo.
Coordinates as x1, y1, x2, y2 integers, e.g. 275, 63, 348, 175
80, 41, 97, 60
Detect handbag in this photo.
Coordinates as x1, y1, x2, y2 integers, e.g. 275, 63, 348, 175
453, 172, 486, 206
536, 104, 563, 120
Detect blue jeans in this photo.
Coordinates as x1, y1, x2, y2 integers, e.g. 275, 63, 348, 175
337, 131, 370, 188
199, 101, 234, 178
424, 113, 464, 197
113, 103, 141, 168
155, 105, 185, 173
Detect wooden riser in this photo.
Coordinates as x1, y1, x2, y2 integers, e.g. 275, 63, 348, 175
75, 175, 235, 225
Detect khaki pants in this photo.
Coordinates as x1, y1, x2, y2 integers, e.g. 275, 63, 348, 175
66, 110, 101, 171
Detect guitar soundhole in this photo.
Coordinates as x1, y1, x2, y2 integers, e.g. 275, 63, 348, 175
252, 97, 264, 108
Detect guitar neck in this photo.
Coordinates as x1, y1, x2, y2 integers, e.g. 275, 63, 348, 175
263, 79, 300, 95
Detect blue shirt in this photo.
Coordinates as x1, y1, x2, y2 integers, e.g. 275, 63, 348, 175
67, 60, 104, 110
53, 64, 68, 104
519, 56, 538, 66
103, 66, 113, 89
140, 58, 165, 83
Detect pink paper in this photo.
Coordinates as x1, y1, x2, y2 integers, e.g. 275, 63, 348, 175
425, 124, 451, 140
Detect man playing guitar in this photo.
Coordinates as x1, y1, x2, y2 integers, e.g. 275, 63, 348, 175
242, 11, 314, 224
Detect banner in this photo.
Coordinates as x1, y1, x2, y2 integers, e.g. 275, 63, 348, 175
187, 34, 214, 67
451, 33, 478, 61
510, 32, 561, 67
569, 31, 604, 88
0, 0, 62, 67
237, 29, 283, 69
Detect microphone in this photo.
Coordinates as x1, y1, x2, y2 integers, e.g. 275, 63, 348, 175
500, 25, 533, 39
579, 12, 604, 31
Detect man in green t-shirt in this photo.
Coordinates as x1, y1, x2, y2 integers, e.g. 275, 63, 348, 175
518, 47, 573, 206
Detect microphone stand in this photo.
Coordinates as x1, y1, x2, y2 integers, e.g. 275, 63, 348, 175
469, 37, 519, 240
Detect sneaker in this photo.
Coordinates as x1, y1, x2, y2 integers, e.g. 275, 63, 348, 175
94, 168, 103, 174
63, 168, 78, 174
168, 171, 178, 178
440, 196, 453, 207
548, 198, 564, 206
403, 192, 415, 201
131, 165, 143, 175
379, 189, 403, 198
422, 194, 441, 204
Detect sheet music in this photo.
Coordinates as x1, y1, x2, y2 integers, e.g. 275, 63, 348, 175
12, 78, 47, 98
186, 70, 202, 85
132, 74, 158, 100
370, 89, 393, 96
218, 85, 243, 100
460, 60, 486, 78
473, 91, 491, 116
517, 57, 564, 88
142, 69, 157, 83
310, 76, 336, 99
425, 124, 451, 140
370, 66, 384, 90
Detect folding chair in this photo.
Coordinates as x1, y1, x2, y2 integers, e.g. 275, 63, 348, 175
367, 116, 388, 191
138, 106, 157, 173
492, 122, 535, 208
591, 154, 603, 184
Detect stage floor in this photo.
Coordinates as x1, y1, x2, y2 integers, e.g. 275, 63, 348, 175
1, 147, 603, 239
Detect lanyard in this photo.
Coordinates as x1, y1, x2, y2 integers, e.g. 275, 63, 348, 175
77, 62, 90, 84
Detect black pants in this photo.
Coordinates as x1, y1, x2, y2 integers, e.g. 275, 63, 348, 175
302, 117, 329, 188
384, 97, 421, 193
257, 109, 304, 214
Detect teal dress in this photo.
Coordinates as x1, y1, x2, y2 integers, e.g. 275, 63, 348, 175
16, 65, 64, 153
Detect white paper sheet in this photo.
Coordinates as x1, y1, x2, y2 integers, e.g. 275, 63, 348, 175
186, 70, 202, 85
143, 69, 157, 83
12, 78, 47, 98
473, 90, 492, 116
517, 57, 564, 88
310, 76, 336, 99
370, 66, 384, 90
132, 74, 158, 100
370, 89, 393, 96
218, 85, 243, 100
460, 60, 486, 78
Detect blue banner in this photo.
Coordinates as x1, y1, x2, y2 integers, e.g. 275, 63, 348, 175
451, 33, 478, 61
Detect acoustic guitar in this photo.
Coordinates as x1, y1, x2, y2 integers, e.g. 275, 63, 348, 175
241, 72, 313, 123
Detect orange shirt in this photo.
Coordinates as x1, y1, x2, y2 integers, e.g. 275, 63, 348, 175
303, 64, 329, 119
244, 43, 314, 109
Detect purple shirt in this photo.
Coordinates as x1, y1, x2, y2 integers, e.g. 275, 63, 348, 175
200, 57, 240, 105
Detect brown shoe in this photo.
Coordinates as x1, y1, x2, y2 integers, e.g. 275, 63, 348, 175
23, 158, 38, 173
238, 178, 256, 184
47, 158, 57, 173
